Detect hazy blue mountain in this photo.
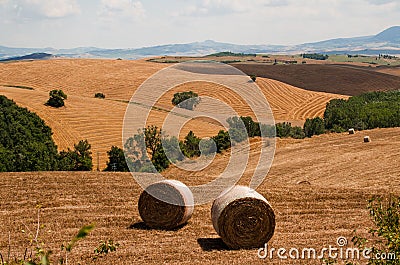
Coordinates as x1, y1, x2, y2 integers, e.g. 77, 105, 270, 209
0, 53, 53, 62
1, 26, 399, 60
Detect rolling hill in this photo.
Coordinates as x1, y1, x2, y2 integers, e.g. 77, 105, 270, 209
0, 59, 348, 169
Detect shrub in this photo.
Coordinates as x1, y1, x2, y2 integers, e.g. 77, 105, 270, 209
172, 91, 200, 110
95, 92, 105, 99
304, 117, 325, 138
276, 122, 305, 139
351, 195, 400, 265
46, 89, 67, 108
250, 75, 257, 82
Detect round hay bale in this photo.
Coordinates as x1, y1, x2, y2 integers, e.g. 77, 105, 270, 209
364, 136, 371, 143
138, 180, 194, 230
348, 128, 355, 135
211, 186, 275, 249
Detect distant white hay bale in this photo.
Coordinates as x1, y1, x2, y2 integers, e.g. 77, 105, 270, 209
138, 180, 194, 230
211, 186, 275, 249
349, 128, 355, 135
364, 136, 371, 143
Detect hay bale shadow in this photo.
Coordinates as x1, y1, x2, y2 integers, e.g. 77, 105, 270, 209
197, 238, 229, 251
128, 221, 187, 231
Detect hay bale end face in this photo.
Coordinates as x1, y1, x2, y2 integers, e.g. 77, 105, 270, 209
349, 128, 355, 135
211, 186, 275, 249
364, 136, 371, 143
138, 180, 194, 230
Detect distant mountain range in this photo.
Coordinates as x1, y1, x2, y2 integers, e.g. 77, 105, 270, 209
1, 26, 399, 60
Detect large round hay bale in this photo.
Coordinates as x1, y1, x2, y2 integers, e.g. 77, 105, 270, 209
349, 128, 355, 135
138, 180, 194, 230
364, 136, 371, 143
211, 186, 275, 249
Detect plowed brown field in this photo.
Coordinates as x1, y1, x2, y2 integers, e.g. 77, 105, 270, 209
1, 127, 399, 264
234, 63, 400, 96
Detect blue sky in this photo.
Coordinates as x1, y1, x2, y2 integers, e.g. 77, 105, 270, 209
0, 0, 399, 48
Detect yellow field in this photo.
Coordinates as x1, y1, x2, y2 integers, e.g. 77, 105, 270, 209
0, 59, 347, 169
1, 127, 399, 264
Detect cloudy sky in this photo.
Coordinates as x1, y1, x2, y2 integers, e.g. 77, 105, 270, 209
0, 0, 399, 48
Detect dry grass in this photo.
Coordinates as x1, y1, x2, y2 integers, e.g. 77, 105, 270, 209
0, 127, 399, 264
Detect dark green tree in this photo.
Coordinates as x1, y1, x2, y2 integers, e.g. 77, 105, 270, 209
46, 89, 67, 108
212, 130, 231, 153
104, 146, 129, 172
94, 93, 105, 99
58, 140, 93, 171
124, 126, 171, 172
0, 95, 59, 172
182, 131, 201, 158
172, 91, 200, 110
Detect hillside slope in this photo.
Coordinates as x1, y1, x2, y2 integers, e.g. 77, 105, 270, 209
0, 59, 348, 169
0, 127, 398, 264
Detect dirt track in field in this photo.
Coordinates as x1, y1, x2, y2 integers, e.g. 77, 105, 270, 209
0, 127, 399, 264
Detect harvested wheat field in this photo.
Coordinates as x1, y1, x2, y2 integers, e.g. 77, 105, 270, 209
0, 59, 347, 169
0, 127, 399, 264
375, 66, 400, 77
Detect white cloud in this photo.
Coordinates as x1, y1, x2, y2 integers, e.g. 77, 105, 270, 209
16, 0, 81, 18
99, 0, 145, 21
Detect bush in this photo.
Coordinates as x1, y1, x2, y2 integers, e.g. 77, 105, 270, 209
95, 92, 105, 99
250, 75, 257, 82
46, 89, 67, 108
351, 195, 400, 265
0, 95, 59, 171
276, 122, 305, 139
104, 146, 129, 172
304, 117, 325, 138
172, 91, 200, 110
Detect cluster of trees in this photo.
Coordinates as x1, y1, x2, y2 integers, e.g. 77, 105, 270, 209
123, 126, 233, 173
301, 53, 329, 60
172, 91, 200, 111
0, 96, 93, 172
324, 91, 400, 132
208, 52, 257, 57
